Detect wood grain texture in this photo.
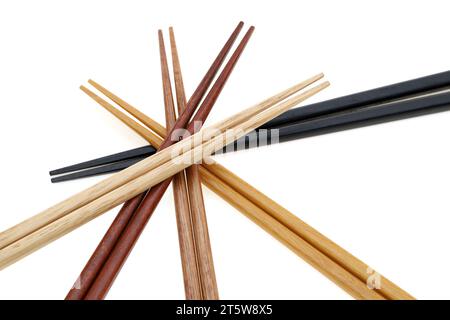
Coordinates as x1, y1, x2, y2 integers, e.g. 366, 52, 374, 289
71, 23, 247, 299
0, 21, 244, 253
87, 83, 413, 300
83, 80, 385, 300
205, 164, 414, 300
84, 26, 255, 299
160, 30, 202, 300
0, 76, 324, 283
65, 193, 145, 300
199, 168, 383, 300
88, 79, 167, 138
170, 27, 219, 300
77, 83, 327, 299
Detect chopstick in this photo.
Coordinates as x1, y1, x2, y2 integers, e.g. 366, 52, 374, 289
223, 89, 450, 151
64, 22, 247, 300
83, 26, 255, 299
51, 156, 149, 183
169, 27, 219, 299
0, 74, 325, 274
82, 82, 328, 300
261, 70, 450, 128
160, 29, 203, 299
49, 146, 156, 176
75, 79, 414, 299
51, 82, 450, 179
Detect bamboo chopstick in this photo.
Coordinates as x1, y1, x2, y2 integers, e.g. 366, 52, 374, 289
65, 76, 324, 298
65, 22, 246, 299
169, 27, 219, 299
80, 80, 385, 299
90, 82, 381, 300
0, 75, 325, 274
81, 82, 413, 300
0, 20, 243, 256
83, 26, 255, 299
160, 29, 203, 299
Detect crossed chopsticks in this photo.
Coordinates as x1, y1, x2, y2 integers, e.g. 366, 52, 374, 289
0, 22, 413, 300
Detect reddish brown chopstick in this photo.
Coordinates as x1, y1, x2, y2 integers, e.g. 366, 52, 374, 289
160, 30, 203, 299
65, 21, 244, 300
65, 193, 146, 299
82, 25, 254, 299
169, 27, 219, 299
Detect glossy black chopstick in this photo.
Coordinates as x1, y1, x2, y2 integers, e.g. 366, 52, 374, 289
224, 89, 450, 151
261, 70, 450, 128
50, 89, 450, 182
51, 156, 149, 183
49, 145, 156, 176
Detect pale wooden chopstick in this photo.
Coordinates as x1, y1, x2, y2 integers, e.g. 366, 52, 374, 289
78, 81, 383, 299
84, 26, 255, 299
159, 30, 203, 299
0, 76, 325, 271
0, 21, 246, 252
169, 27, 219, 299
66, 22, 246, 300
85, 83, 413, 300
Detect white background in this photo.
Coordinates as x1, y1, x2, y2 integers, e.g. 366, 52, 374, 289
0, 0, 449, 300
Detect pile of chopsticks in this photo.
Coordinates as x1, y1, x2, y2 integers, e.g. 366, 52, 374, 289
7, 20, 449, 300
49, 70, 450, 182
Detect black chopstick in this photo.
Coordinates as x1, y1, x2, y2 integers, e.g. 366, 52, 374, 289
49, 145, 156, 176
261, 70, 450, 129
224, 89, 450, 151
50, 89, 450, 182
51, 156, 148, 183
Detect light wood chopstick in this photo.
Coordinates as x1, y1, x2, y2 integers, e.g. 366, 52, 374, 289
0, 76, 325, 272
169, 27, 219, 299
0, 21, 246, 252
81, 81, 383, 299
69, 22, 248, 299
159, 30, 203, 299
84, 26, 255, 299
0, 70, 316, 255
86, 83, 414, 300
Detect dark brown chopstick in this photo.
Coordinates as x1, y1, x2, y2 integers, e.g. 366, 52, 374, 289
85, 27, 254, 300
83, 25, 254, 300
65, 21, 245, 300
82, 24, 254, 300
